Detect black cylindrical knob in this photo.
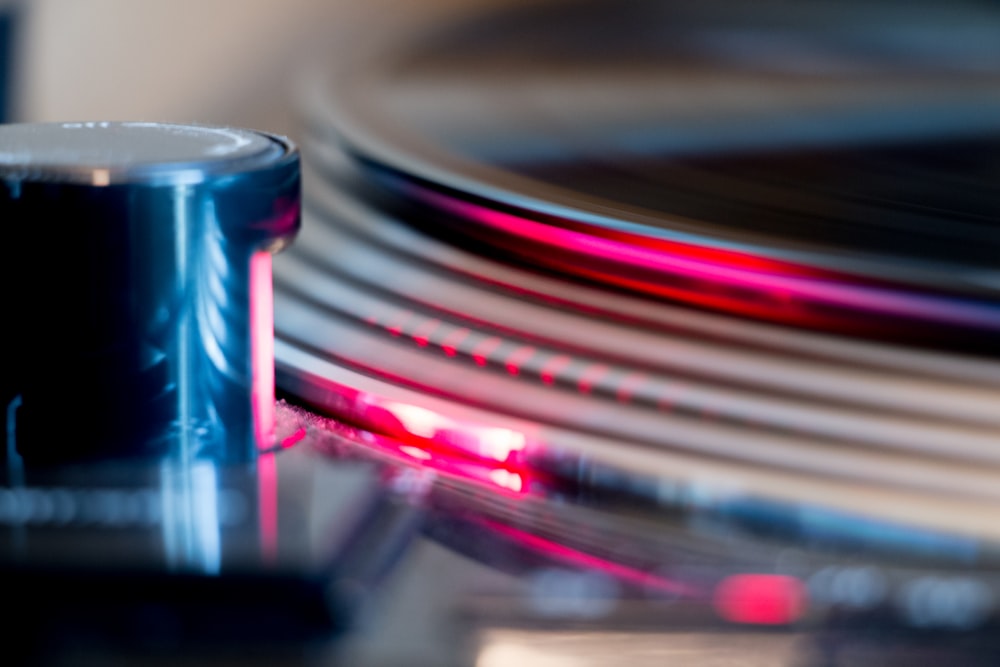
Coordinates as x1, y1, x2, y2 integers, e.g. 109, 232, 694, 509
0, 121, 300, 465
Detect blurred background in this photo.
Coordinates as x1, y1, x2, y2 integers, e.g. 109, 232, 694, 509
3, 0, 519, 134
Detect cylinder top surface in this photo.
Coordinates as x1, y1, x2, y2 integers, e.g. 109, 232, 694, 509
0, 121, 288, 182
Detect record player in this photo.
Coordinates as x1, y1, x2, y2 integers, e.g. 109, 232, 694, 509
4, 1, 1000, 665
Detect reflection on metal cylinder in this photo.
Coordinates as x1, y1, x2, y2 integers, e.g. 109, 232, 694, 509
0, 122, 299, 466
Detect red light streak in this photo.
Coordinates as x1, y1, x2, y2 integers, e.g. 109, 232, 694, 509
320, 391, 537, 494
257, 451, 278, 563
713, 574, 807, 625
250, 251, 275, 449
379, 399, 528, 465
410, 185, 1000, 334
487, 521, 696, 597
398, 444, 433, 461
279, 427, 307, 449
366, 429, 531, 497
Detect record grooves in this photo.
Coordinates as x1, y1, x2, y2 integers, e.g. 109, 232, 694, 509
264, 1, 1000, 659
272, 114, 1000, 542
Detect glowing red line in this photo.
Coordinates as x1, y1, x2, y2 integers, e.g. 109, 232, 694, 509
488, 521, 696, 596
250, 251, 275, 449
414, 186, 1000, 331
257, 451, 278, 562
280, 427, 307, 449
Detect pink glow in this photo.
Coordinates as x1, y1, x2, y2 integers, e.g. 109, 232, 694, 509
366, 429, 531, 497
280, 427, 307, 449
413, 186, 1000, 332
250, 251, 275, 449
302, 381, 541, 492
381, 399, 527, 464
399, 444, 433, 461
487, 469, 524, 493
384, 402, 443, 438
257, 451, 278, 562
713, 574, 807, 625
487, 521, 696, 597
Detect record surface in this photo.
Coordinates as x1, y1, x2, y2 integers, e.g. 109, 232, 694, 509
302, 0, 1000, 343
276, 0, 1000, 547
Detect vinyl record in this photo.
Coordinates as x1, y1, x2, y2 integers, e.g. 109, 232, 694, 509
275, 0, 1000, 548
300, 0, 1000, 345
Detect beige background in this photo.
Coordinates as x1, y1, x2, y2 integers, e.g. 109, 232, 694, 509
13, 0, 509, 134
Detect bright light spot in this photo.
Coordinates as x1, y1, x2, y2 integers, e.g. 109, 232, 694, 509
250, 251, 275, 448
399, 445, 433, 461
386, 402, 445, 438
713, 574, 807, 625
91, 169, 111, 186
488, 469, 524, 493
477, 642, 576, 667
479, 428, 527, 462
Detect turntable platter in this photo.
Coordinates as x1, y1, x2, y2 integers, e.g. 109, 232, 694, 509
301, 0, 1000, 343
276, 0, 1000, 558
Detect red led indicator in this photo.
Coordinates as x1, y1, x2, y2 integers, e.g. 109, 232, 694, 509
713, 574, 807, 625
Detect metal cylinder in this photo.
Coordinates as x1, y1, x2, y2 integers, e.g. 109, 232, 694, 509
0, 121, 300, 465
